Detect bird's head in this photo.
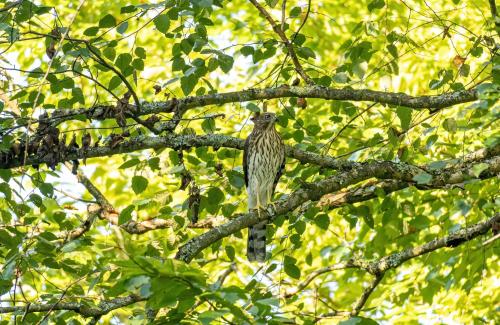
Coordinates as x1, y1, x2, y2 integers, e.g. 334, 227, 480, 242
251, 112, 278, 130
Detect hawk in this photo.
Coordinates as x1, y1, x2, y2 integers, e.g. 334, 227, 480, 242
243, 112, 285, 262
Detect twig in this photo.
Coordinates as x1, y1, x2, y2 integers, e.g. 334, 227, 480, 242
281, 0, 287, 31
350, 274, 384, 316
489, 0, 498, 18
249, 0, 313, 84
0, 0, 22, 13
284, 263, 353, 298
482, 231, 500, 246
323, 103, 375, 152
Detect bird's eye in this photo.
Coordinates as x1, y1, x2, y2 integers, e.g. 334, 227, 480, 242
265, 114, 271, 119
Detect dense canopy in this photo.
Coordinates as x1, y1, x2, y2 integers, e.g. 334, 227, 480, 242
0, 0, 498, 324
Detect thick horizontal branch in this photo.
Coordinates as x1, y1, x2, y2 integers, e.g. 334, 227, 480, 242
175, 153, 499, 263
0, 133, 357, 170
286, 213, 499, 299
0, 294, 146, 317
61, 86, 481, 118
4, 129, 499, 173
5, 86, 478, 133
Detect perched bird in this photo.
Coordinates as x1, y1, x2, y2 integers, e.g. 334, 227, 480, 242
243, 112, 285, 262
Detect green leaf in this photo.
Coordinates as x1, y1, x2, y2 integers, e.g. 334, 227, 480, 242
290, 6, 302, 17
0, 169, 12, 182
99, 14, 117, 28
119, 158, 140, 169
227, 170, 245, 189
132, 58, 144, 70
225, 245, 235, 261
103, 47, 116, 61
132, 175, 148, 194
265, 0, 279, 7
240, 46, 254, 56
339, 316, 379, 325
284, 261, 301, 279
72, 87, 85, 105
206, 187, 224, 205
368, 0, 385, 11
426, 134, 438, 148
181, 74, 198, 96
148, 157, 160, 170
135, 47, 146, 59
459, 64, 470, 77
471, 163, 489, 178
108, 76, 122, 90
201, 117, 215, 134
297, 47, 316, 59
246, 103, 260, 112
396, 106, 412, 130
442, 118, 457, 133
39, 183, 54, 197
117, 21, 129, 34
121, 5, 137, 13
115, 53, 132, 72
306, 124, 321, 136
83, 26, 99, 36
0, 183, 11, 200
154, 14, 170, 33
413, 172, 433, 185
315, 214, 330, 230
218, 54, 234, 73
294, 220, 306, 234
118, 205, 135, 225
387, 44, 398, 58
29, 194, 43, 207
292, 129, 304, 142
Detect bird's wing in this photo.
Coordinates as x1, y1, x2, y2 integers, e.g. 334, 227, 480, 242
272, 150, 285, 196
243, 136, 250, 187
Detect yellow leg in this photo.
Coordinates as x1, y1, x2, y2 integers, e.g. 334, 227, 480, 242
254, 186, 264, 218
266, 190, 277, 212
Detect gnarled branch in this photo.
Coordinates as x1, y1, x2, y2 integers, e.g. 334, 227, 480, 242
0, 294, 146, 317
1, 86, 478, 136
285, 213, 499, 299
175, 153, 500, 263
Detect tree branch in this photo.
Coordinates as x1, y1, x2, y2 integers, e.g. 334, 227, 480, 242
0, 1, 22, 13
284, 263, 356, 298
4, 129, 498, 172
363, 212, 500, 274
4, 215, 495, 319
350, 273, 384, 316
288, 213, 499, 316
0, 294, 146, 317
59, 166, 215, 241
0, 86, 478, 135
249, 0, 313, 84
0, 133, 358, 170
489, 0, 498, 19
175, 154, 500, 263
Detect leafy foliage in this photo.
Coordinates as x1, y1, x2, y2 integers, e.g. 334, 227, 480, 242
0, 0, 498, 324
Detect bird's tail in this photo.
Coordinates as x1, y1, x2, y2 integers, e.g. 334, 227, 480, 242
247, 221, 266, 262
